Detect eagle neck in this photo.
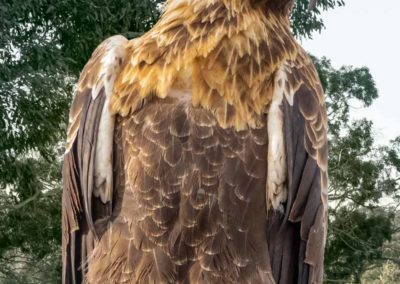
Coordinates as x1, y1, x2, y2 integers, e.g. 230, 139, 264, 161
112, 0, 298, 130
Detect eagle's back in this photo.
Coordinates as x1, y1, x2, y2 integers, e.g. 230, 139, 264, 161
86, 98, 275, 283
63, 2, 327, 283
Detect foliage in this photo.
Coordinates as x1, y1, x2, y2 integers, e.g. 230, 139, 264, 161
361, 215, 400, 283
314, 56, 400, 282
292, 0, 345, 38
0, 0, 398, 283
0, 0, 162, 282
362, 261, 400, 284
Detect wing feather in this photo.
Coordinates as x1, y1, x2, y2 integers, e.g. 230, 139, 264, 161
62, 35, 127, 284
267, 53, 328, 284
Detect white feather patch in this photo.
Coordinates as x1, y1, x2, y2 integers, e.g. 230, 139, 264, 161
266, 65, 290, 210
93, 35, 127, 204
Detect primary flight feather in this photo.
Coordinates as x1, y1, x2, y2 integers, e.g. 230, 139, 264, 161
62, 0, 328, 283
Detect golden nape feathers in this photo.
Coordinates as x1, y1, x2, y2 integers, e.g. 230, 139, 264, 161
111, 0, 298, 130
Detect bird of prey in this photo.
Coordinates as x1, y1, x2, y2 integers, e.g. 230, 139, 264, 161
62, 0, 328, 283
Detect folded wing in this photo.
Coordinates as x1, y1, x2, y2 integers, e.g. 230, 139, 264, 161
267, 53, 328, 284
62, 35, 127, 284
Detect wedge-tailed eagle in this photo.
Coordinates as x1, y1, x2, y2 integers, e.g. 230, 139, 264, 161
62, 0, 328, 283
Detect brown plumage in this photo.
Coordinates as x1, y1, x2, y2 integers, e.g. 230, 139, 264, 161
62, 0, 328, 283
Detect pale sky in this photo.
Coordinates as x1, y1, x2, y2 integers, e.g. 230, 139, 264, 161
302, 0, 400, 144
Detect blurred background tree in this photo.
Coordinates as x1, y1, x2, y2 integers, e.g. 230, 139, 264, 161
0, 0, 162, 282
0, 0, 398, 283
